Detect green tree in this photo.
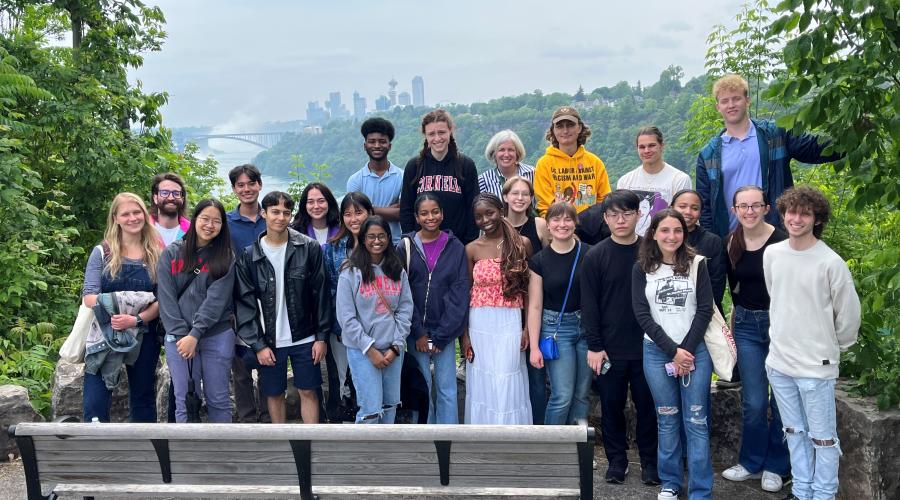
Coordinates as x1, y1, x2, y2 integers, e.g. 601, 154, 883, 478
767, 0, 900, 408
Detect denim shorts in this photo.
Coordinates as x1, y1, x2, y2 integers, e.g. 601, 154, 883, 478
258, 342, 323, 396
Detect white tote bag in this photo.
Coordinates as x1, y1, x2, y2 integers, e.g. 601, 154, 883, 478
59, 304, 93, 363
689, 255, 738, 381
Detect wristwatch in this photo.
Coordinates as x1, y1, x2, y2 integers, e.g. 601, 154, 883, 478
134, 315, 144, 328
389, 345, 402, 357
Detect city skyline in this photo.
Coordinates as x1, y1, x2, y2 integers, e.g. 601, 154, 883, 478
305, 75, 425, 124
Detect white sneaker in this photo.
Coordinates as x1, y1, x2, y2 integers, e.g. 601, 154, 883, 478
657, 488, 679, 499
456, 358, 466, 381
761, 471, 784, 492
722, 464, 761, 482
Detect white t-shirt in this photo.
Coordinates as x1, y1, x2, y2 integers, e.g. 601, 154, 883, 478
643, 263, 697, 345
617, 163, 693, 238
155, 223, 182, 246
259, 237, 313, 347
313, 227, 329, 246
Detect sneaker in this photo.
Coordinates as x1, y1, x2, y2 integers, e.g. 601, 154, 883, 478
641, 463, 661, 486
456, 358, 466, 381
604, 465, 628, 484
761, 471, 784, 492
722, 464, 761, 482
657, 487, 679, 499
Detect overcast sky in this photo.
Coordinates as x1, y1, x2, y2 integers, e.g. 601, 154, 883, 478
131, 0, 745, 130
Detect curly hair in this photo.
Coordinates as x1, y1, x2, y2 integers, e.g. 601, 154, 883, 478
776, 186, 830, 239
637, 208, 695, 276
473, 193, 529, 300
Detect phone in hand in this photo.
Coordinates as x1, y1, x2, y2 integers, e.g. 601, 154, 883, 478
600, 359, 612, 375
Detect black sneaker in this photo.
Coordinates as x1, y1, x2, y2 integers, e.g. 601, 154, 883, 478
641, 463, 661, 485
605, 465, 628, 484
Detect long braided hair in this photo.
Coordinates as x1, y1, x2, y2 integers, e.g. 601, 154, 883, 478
473, 193, 529, 300
410, 109, 462, 188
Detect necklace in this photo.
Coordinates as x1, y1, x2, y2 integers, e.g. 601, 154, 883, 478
482, 235, 504, 250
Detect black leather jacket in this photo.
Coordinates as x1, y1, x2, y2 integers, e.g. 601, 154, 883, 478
234, 229, 332, 352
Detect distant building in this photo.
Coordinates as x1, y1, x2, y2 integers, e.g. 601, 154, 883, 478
388, 78, 398, 107
375, 94, 391, 111
303, 125, 323, 135
353, 91, 366, 120
326, 91, 350, 120
306, 101, 329, 125
412, 76, 425, 106
398, 91, 411, 106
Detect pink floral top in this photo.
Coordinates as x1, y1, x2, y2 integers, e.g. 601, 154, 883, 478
470, 259, 523, 309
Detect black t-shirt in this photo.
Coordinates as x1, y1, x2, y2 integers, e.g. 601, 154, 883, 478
529, 241, 590, 312
580, 237, 643, 360
515, 217, 543, 254
727, 228, 788, 310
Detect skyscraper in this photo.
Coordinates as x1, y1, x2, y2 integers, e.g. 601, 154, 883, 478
398, 91, 411, 106
325, 91, 350, 120
412, 76, 425, 107
306, 101, 329, 125
353, 91, 366, 120
388, 77, 398, 107
375, 95, 390, 111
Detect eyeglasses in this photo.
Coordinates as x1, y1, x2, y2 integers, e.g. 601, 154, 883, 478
605, 210, 637, 221
158, 189, 183, 199
197, 216, 222, 227
365, 233, 389, 242
734, 203, 766, 212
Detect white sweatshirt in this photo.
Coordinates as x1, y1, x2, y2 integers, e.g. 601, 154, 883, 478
763, 240, 861, 379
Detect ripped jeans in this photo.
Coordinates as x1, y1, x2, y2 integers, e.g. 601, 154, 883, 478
767, 367, 840, 500
346, 347, 403, 424
643, 340, 713, 499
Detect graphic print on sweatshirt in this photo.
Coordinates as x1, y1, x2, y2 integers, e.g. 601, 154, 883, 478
417, 175, 461, 194
551, 164, 598, 207
358, 275, 402, 315
654, 275, 691, 309
632, 190, 669, 238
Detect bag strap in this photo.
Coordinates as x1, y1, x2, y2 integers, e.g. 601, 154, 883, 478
553, 242, 582, 338
689, 254, 704, 286
372, 280, 396, 319
176, 263, 203, 301
403, 237, 412, 271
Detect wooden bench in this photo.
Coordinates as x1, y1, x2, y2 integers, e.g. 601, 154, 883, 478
9, 422, 595, 499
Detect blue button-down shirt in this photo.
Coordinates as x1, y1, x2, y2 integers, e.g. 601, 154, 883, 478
346, 161, 403, 244
721, 122, 762, 231
227, 205, 266, 256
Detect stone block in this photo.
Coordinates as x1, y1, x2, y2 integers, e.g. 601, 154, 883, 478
0, 384, 44, 458
835, 382, 900, 500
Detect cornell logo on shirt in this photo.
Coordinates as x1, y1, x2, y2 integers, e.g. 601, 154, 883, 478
417, 175, 461, 194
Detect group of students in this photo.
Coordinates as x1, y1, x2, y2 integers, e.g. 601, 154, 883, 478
80, 74, 860, 500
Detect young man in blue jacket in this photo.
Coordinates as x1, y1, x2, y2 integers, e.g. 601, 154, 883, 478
696, 74, 840, 238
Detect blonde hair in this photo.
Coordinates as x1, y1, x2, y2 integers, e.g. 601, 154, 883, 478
485, 130, 526, 165
103, 193, 162, 281
713, 74, 750, 100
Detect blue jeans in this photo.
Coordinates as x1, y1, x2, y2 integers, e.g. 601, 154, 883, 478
542, 310, 591, 425
83, 332, 160, 422
407, 338, 458, 424
165, 330, 235, 423
347, 347, 403, 424
643, 340, 713, 499
767, 367, 841, 500
732, 305, 790, 475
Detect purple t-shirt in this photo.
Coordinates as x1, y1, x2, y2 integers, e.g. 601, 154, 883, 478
421, 232, 449, 272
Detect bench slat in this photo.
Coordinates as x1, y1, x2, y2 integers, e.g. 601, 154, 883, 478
32, 438, 154, 451
42, 472, 577, 489
51, 483, 581, 499
451, 452, 577, 465
15, 422, 589, 443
